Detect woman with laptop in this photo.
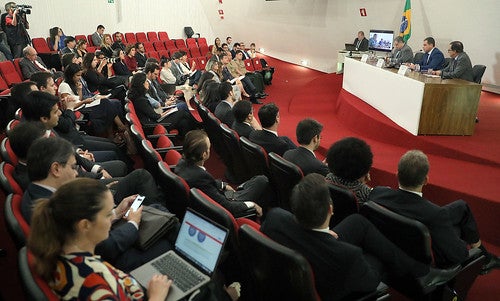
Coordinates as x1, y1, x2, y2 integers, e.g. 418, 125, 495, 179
28, 178, 171, 300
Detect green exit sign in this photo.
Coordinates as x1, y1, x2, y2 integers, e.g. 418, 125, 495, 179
108, 0, 114, 3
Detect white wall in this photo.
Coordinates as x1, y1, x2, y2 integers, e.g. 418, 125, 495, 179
200, 0, 499, 92
14, 0, 500, 91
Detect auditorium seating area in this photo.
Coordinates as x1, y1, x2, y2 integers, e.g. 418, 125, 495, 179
0, 25, 499, 300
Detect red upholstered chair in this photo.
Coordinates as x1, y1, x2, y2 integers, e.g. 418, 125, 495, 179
199, 45, 209, 57
135, 32, 148, 43
252, 57, 263, 71
157, 161, 190, 218
164, 40, 177, 52
147, 51, 160, 61
0, 162, 23, 195
244, 59, 255, 71
268, 152, 304, 211
240, 136, 269, 178
18, 246, 59, 301
196, 57, 207, 70
158, 31, 169, 41
86, 46, 96, 53
158, 50, 170, 59
74, 34, 87, 43
0, 75, 9, 91
5, 194, 29, 249
0, 60, 23, 86
6, 119, 20, 132
124, 32, 136, 44
31, 38, 54, 54
220, 123, 250, 184
143, 41, 154, 52
153, 41, 166, 52
197, 37, 208, 47
147, 31, 159, 42
189, 46, 201, 58
13, 58, 23, 79
186, 38, 197, 48
174, 39, 187, 49
1, 136, 19, 165
238, 224, 321, 301
86, 34, 94, 47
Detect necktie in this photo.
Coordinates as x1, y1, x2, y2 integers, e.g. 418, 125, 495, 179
34, 60, 47, 71
450, 59, 456, 72
356, 40, 361, 49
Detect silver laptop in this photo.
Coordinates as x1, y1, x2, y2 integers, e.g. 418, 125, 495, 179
131, 208, 228, 301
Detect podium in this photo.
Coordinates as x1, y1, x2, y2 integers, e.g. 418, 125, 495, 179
342, 58, 482, 135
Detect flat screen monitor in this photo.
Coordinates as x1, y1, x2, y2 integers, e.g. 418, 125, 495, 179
368, 30, 394, 52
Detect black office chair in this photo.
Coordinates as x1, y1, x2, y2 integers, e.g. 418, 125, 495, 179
360, 201, 486, 299
472, 65, 486, 84
268, 152, 303, 211
327, 182, 359, 227
239, 136, 269, 178
220, 123, 250, 184
156, 161, 191, 218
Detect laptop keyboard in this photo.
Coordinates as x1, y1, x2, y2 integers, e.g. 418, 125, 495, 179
152, 253, 206, 292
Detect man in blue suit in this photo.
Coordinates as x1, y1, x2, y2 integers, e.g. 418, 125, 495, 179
410, 37, 445, 72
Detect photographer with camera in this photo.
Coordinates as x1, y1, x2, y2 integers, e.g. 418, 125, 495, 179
2, 2, 30, 58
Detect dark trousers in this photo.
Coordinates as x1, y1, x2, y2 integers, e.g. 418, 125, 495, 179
246, 72, 265, 93
233, 175, 269, 205
444, 199, 480, 244
112, 169, 165, 207
334, 214, 429, 280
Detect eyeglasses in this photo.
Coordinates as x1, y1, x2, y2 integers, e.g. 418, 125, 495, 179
447, 49, 453, 52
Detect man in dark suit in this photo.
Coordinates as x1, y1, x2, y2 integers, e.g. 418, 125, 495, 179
387, 36, 413, 66
433, 41, 474, 82
409, 37, 444, 72
284, 118, 329, 176
175, 130, 268, 217
91, 24, 105, 47
134, 42, 147, 68
19, 46, 56, 80
111, 32, 126, 51
231, 99, 261, 138
261, 174, 459, 301
214, 82, 236, 126
60, 36, 76, 54
353, 31, 369, 51
370, 150, 500, 274
249, 103, 296, 156
21, 137, 172, 272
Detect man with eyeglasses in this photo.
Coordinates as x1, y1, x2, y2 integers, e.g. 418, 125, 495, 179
386, 36, 413, 67
432, 41, 474, 82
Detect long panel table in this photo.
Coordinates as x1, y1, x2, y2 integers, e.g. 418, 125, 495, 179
342, 57, 482, 135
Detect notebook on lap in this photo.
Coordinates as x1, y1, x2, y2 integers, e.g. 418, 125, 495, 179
131, 208, 228, 301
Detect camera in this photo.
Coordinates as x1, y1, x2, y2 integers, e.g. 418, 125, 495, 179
14, 4, 32, 14
107, 57, 118, 64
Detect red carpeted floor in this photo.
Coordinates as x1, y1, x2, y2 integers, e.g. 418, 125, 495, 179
249, 55, 500, 300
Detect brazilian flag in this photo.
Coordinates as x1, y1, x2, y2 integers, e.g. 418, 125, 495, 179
399, 0, 411, 42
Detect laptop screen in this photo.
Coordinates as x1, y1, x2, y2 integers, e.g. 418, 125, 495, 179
175, 209, 228, 275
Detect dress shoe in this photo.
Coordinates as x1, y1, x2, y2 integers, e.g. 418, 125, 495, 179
256, 93, 266, 99
480, 255, 500, 275
418, 265, 461, 289
262, 92, 269, 96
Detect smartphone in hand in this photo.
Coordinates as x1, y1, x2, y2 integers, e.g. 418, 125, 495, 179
125, 195, 145, 217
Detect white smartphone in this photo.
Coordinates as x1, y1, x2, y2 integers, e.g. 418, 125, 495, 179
124, 195, 145, 217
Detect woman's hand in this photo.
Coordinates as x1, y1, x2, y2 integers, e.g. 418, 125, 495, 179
147, 275, 172, 301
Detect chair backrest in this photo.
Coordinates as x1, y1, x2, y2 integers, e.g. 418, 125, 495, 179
0, 74, 9, 91
124, 32, 137, 44
360, 201, 433, 265
197, 37, 208, 47
174, 39, 187, 49
238, 224, 321, 301
18, 246, 59, 301
413, 52, 424, 64
143, 41, 154, 52
240, 136, 269, 178
153, 41, 166, 51
164, 39, 177, 51
74, 35, 87, 44
327, 182, 359, 227
86, 34, 94, 47
147, 51, 160, 61
220, 123, 251, 183
0, 60, 23, 86
135, 32, 148, 43
1, 136, 18, 165
140, 139, 162, 176
31, 38, 53, 54
158, 31, 170, 41
244, 59, 255, 71
252, 57, 263, 71
268, 152, 303, 211
5, 193, 29, 249
199, 45, 210, 57
196, 57, 207, 70
147, 31, 159, 42
12, 58, 23, 79
186, 38, 197, 48
0, 162, 23, 195
472, 65, 486, 84
189, 46, 202, 58
163, 149, 182, 166
157, 161, 190, 218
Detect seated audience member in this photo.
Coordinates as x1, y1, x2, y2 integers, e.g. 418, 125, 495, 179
23, 137, 174, 271
432, 41, 474, 82
261, 174, 459, 301
58, 63, 128, 137
387, 36, 413, 66
134, 42, 147, 68
221, 53, 261, 104
228, 50, 266, 98
370, 150, 500, 273
249, 103, 297, 156
61, 36, 77, 55
214, 82, 236, 126
82, 52, 127, 99
175, 130, 268, 217
28, 178, 172, 300
112, 48, 133, 78
231, 99, 262, 138
325, 137, 373, 204
211, 37, 222, 55
91, 24, 105, 47
160, 56, 177, 85
5, 80, 37, 122
226, 36, 233, 49
128, 72, 196, 137
353, 31, 369, 51
144, 63, 191, 112
201, 81, 221, 113
246, 42, 257, 59
123, 44, 138, 72
100, 33, 114, 58
283, 118, 329, 176
177, 50, 202, 88
409, 37, 444, 72
47, 26, 65, 52
19, 46, 61, 80
230, 42, 240, 59
206, 47, 222, 71
60, 53, 82, 70
8, 121, 46, 189
197, 72, 215, 94
75, 38, 88, 59
111, 32, 126, 51
206, 59, 242, 101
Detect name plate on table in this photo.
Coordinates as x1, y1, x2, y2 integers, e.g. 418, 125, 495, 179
361, 54, 369, 63
375, 59, 385, 68
397, 65, 409, 75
